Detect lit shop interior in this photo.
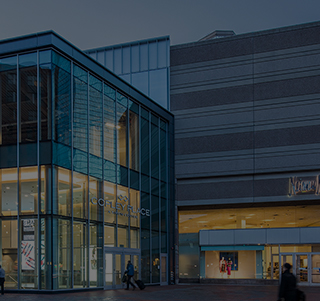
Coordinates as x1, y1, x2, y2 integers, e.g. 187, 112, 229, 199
179, 206, 320, 285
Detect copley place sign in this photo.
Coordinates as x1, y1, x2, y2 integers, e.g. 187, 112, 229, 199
90, 195, 150, 218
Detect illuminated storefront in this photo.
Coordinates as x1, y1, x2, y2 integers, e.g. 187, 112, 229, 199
0, 31, 174, 291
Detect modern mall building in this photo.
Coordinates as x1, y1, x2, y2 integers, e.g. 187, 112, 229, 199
86, 21, 320, 286
0, 31, 175, 291
170, 21, 320, 285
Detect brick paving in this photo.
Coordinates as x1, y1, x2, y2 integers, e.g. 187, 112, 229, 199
0, 284, 319, 300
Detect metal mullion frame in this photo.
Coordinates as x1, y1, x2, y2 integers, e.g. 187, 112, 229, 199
16, 54, 21, 289
70, 61, 74, 288
37, 50, 41, 290
127, 101, 130, 249
138, 105, 142, 279
87, 71, 90, 287
115, 90, 118, 248
102, 82, 105, 288
165, 121, 169, 284
158, 118, 161, 283
148, 111, 152, 284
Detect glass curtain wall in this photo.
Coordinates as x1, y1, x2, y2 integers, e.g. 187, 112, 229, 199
0, 48, 170, 290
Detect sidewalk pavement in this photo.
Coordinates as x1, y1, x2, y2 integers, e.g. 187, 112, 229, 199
0, 284, 319, 300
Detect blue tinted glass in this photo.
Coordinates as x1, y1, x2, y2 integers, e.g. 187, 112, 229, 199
19, 52, 37, 67
114, 48, 122, 74
89, 74, 102, 91
97, 50, 104, 65
52, 51, 70, 72
151, 124, 159, 179
117, 92, 127, 107
151, 114, 158, 125
0, 56, 17, 71
150, 69, 167, 109
40, 50, 51, 65
140, 43, 148, 71
129, 100, 139, 114
120, 74, 130, 83
74, 64, 88, 83
160, 130, 167, 182
53, 143, 71, 169
160, 120, 166, 131
132, 71, 148, 96
104, 84, 115, 100
73, 149, 88, 174
141, 118, 149, 175
122, 46, 130, 74
131, 45, 139, 72
105, 49, 114, 71
104, 160, 116, 183
141, 107, 149, 120
130, 170, 139, 190
117, 165, 128, 186
141, 174, 150, 193
89, 154, 102, 179
158, 40, 168, 68
148, 42, 157, 70
151, 178, 159, 196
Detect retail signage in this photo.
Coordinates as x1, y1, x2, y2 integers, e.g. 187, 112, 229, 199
90, 194, 150, 217
288, 176, 320, 196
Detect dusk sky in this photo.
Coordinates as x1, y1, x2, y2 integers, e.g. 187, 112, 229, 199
0, 0, 319, 50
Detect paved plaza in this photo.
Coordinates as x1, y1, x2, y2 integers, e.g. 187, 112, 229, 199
0, 284, 319, 301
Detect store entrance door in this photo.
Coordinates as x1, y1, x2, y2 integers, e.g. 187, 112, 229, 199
279, 252, 320, 286
104, 247, 140, 289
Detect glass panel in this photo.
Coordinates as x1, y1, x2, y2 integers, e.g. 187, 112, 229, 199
151, 124, 159, 179
54, 167, 71, 216
149, 41, 157, 70
117, 185, 128, 226
115, 254, 122, 285
89, 224, 98, 287
131, 45, 139, 72
140, 43, 148, 71
114, 48, 122, 74
105, 253, 113, 286
40, 166, 47, 214
56, 219, 72, 289
161, 255, 167, 282
117, 227, 128, 248
132, 72, 148, 96
122, 46, 130, 74
19, 53, 37, 143
73, 171, 88, 219
73, 222, 88, 288
40, 217, 50, 290
1, 168, 18, 216
150, 69, 167, 109
117, 103, 127, 167
39, 50, 51, 65
158, 40, 167, 68
53, 63, 71, 145
152, 252, 160, 283
129, 110, 139, 171
160, 129, 167, 182
20, 218, 38, 289
311, 254, 320, 283
97, 51, 104, 65
141, 118, 149, 175
296, 255, 308, 283
272, 255, 280, 280
89, 177, 102, 221
130, 229, 139, 249
104, 181, 116, 224
130, 188, 140, 228
1, 220, 18, 288
0, 56, 17, 145
103, 84, 116, 163
281, 254, 293, 273
20, 166, 38, 215
40, 64, 52, 141
133, 255, 139, 280
73, 67, 88, 172
104, 225, 115, 247
105, 49, 114, 72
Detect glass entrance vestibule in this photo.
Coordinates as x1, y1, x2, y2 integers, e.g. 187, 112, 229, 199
280, 253, 320, 285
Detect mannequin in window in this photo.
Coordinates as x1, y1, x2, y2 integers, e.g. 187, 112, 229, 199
227, 258, 232, 278
219, 257, 226, 277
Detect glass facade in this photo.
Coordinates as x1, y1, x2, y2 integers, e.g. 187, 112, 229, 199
85, 37, 170, 110
0, 33, 174, 291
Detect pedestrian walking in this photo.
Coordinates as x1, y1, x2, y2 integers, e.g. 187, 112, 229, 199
278, 263, 296, 301
124, 260, 135, 291
0, 265, 5, 295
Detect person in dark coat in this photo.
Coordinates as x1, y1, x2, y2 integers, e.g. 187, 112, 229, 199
278, 263, 296, 301
124, 260, 135, 290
